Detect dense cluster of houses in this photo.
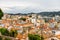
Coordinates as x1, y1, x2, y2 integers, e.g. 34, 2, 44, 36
0, 13, 60, 40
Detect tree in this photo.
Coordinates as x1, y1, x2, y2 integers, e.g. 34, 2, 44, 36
20, 18, 26, 21
9, 29, 18, 37
0, 28, 9, 36
0, 8, 3, 19
28, 34, 44, 40
0, 36, 3, 40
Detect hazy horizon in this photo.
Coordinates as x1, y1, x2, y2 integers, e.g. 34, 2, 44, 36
0, 0, 60, 13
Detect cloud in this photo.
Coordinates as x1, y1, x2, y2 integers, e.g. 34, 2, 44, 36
0, 0, 60, 13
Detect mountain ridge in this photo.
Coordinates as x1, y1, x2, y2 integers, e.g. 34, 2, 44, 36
6, 11, 60, 17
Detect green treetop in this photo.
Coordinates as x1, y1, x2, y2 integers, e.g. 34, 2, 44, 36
0, 8, 3, 19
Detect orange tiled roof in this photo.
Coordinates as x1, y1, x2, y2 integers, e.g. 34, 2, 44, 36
15, 23, 33, 27
16, 33, 23, 39
56, 35, 60, 39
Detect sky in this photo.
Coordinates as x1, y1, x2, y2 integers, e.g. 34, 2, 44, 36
0, 0, 60, 13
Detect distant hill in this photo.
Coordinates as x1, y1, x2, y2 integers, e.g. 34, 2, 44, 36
38, 11, 60, 17
6, 11, 60, 17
